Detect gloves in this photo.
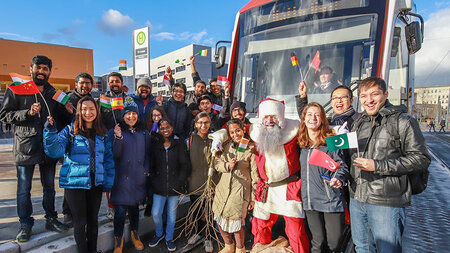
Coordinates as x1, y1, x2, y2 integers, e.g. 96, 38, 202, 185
211, 138, 223, 155
333, 121, 349, 135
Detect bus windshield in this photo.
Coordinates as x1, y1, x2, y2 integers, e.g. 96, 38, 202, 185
233, 12, 378, 118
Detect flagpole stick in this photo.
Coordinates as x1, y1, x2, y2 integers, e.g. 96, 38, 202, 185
34, 94, 41, 118
112, 110, 117, 125
38, 92, 52, 118
304, 64, 312, 82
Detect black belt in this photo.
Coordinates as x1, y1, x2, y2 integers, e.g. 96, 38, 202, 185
267, 171, 300, 187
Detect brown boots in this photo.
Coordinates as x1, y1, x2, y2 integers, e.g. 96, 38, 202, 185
131, 230, 144, 250
113, 236, 123, 253
219, 242, 236, 253
113, 230, 143, 252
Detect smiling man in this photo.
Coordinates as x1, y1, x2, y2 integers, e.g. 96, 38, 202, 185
68, 72, 93, 109
131, 77, 157, 120
100, 72, 131, 130
349, 77, 430, 253
0, 55, 71, 242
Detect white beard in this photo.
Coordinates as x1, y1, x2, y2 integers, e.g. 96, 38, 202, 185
253, 123, 283, 154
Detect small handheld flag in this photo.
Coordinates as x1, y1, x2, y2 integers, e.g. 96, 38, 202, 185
326, 132, 358, 151
52, 90, 70, 105
217, 76, 227, 87
163, 74, 171, 88
212, 104, 223, 112
99, 95, 112, 108
290, 52, 299, 66
197, 49, 208, 56
320, 174, 331, 183
119, 60, 127, 71
9, 73, 32, 85
8, 81, 40, 95
308, 149, 340, 172
311, 51, 321, 73
237, 138, 250, 152
111, 97, 124, 110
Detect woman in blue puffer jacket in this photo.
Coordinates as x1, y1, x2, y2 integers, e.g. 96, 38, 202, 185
44, 96, 114, 253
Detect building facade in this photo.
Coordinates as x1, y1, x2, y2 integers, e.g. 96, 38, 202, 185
414, 85, 450, 121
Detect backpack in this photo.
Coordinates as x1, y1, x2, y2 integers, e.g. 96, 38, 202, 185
383, 112, 429, 195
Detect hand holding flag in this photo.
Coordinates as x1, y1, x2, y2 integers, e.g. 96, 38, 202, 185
308, 149, 341, 172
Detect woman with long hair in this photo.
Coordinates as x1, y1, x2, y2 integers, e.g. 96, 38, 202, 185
297, 102, 349, 253
145, 105, 167, 133
44, 96, 114, 253
213, 119, 257, 253
148, 118, 190, 252
110, 100, 151, 252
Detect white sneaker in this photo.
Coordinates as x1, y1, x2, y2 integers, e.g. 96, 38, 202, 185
204, 239, 213, 252
187, 233, 201, 245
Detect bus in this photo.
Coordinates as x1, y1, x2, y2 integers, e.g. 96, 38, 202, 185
215, 0, 424, 118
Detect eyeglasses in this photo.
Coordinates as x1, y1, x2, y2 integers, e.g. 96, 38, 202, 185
152, 114, 162, 118
172, 89, 184, 94
331, 95, 350, 101
159, 126, 172, 131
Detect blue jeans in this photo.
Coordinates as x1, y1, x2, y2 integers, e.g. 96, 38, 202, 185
152, 194, 179, 241
350, 198, 405, 253
114, 205, 140, 237
17, 162, 58, 227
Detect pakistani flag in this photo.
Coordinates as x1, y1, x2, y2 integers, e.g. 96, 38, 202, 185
326, 132, 358, 151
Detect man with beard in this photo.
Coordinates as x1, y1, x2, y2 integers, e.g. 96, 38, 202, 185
100, 72, 131, 130
131, 77, 157, 120
0, 55, 71, 242
209, 78, 224, 106
250, 98, 309, 253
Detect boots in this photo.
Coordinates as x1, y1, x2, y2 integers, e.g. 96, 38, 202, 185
131, 230, 144, 250
113, 236, 123, 253
236, 247, 246, 253
219, 242, 235, 253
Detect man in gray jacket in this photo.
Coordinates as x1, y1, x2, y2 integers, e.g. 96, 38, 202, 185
350, 77, 430, 253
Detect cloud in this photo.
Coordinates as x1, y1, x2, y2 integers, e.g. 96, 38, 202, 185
153, 32, 176, 41
72, 19, 85, 25
145, 20, 162, 31
0, 32, 35, 41
152, 29, 212, 44
97, 9, 134, 37
415, 7, 450, 86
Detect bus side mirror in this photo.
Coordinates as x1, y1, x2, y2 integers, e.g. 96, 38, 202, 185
215, 46, 227, 69
405, 21, 423, 54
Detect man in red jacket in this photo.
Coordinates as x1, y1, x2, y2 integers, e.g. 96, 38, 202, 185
250, 98, 309, 253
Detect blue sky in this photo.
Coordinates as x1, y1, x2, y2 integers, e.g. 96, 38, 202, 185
1, 0, 449, 86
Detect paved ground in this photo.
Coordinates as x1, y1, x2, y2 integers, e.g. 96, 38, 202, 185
0, 129, 449, 252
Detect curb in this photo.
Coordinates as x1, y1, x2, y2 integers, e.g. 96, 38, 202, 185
0, 201, 190, 253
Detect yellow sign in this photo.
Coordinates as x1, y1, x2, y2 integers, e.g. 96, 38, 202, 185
137, 32, 146, 45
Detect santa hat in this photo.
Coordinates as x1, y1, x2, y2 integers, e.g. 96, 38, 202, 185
258, 98, 286, 128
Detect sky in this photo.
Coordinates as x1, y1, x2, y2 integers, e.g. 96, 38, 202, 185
0, 0, 449, 87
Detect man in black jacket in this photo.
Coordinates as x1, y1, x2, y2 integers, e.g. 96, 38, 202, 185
349, 77, 430, 253
68, 72, 93, 108
0, 55, 70, 242
100, 72, 131, 130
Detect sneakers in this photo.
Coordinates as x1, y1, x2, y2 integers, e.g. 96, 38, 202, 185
204, 239, 214, 252
148, 234, 165, 247
16, 226, 32, 242
166, 240, 176, 252
106, 207, 115, 220
45, 217, 69, 233
187, 233, 201, 245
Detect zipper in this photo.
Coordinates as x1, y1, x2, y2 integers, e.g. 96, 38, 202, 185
307, 148, 312, 210
166, 148, 169, 197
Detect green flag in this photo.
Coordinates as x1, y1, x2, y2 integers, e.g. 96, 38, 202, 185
326, 132, 358, 151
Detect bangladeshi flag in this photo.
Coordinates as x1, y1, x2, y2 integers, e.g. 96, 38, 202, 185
8, 81, 40, 95
307, 149, 340, 172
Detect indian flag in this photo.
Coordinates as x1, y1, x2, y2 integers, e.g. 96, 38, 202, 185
119, 60, 127, 71
163, 74, 171, 88
198, 49, 208, 56
52, 90, 70, 105
99, 95, 111, 108
111, 97, 124, 110
9, 73, 32, 85
217, 76, 227, 87
237, 138, 250, 152
326, 132, 358, 151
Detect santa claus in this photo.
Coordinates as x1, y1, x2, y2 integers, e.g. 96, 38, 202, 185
250, 98, 309, 253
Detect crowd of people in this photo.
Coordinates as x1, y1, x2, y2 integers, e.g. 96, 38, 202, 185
0, 55, 431, 253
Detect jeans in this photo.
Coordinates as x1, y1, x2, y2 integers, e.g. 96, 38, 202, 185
152, 194, 179, 241
65, 186, 103, 253
350, 198, 405, 253
17, 161, 58, 227
114, 205, 140, 237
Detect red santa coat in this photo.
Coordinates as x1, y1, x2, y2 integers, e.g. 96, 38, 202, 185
250, 118, 304, 220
